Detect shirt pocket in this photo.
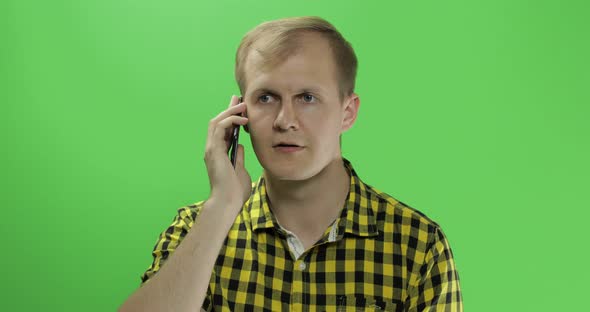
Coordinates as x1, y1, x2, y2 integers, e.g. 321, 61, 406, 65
333, 295, 402, 312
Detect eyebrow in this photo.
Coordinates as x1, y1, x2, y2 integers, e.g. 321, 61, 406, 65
250, 87, 324, 95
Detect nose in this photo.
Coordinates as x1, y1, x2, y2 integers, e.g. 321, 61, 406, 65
273, 100, 299, 131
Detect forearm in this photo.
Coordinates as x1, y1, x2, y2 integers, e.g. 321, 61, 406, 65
119, 198, 239, 312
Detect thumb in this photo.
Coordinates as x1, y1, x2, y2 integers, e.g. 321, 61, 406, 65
236, 144, 252, 203
236, 144, 245, 168
236, 144, 250, 180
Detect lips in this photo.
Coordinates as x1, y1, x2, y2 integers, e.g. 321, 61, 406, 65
273, 142, 302, 147
272, 141, 305, 153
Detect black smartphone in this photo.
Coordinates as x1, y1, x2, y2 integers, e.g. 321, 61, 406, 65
228, 96, 243, 168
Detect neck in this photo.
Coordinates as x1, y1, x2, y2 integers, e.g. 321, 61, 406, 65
263, 157, 351, 239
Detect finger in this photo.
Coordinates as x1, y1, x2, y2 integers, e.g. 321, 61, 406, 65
211, 115, 249, 145
207, 114, 247, 144
228, 95, 238, 108
210, 102, 247, 126
207, 103, 246, 138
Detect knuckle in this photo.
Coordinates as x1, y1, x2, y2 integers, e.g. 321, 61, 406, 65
204, 149, 213, 160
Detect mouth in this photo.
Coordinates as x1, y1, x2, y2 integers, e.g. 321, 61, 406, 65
273, 142, 305, 153
273, 142, 302, 148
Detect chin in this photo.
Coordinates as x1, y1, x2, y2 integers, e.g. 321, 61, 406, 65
259, 154, 340, 181
262, 160, 310, 181
257, 151, 318, 181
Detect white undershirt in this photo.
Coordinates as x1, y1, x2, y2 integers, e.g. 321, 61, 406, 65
274, 217, 339, 260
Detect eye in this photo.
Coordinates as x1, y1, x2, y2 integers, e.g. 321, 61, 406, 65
302, 93, 316, 103
258, 94, 274, 103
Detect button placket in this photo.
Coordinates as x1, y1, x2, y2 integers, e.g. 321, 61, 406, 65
291, 259, 304, 311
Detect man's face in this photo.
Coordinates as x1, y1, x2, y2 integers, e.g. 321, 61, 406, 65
243, 32, 358, 181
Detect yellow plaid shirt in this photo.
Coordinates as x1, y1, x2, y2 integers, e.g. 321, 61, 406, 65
141, 158, 463, 311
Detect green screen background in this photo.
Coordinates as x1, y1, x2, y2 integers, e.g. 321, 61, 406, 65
1, 0, 588, 311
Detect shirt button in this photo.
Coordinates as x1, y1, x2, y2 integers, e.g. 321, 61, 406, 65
298, 261, 306, 270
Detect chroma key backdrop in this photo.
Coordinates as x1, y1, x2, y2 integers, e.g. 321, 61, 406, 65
1, 0, 588, 311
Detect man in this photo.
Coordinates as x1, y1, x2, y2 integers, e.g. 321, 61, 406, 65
120, 16, 462, 312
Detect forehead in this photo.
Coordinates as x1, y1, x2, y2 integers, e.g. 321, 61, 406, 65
244, 33, 339, 95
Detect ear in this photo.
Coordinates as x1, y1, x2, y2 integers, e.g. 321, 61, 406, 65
341, 93, 360, 133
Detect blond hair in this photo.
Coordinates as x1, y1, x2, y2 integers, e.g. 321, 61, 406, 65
235, 16, 358, 101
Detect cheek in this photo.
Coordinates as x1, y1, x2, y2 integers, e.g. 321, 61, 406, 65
306, 121, 341, 149
311, 111, 341, 133
247, 118, 272, 147
248, 116, 269, 134
247, 108, 274, 125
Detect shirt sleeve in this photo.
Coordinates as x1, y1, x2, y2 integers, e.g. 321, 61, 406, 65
406, 226, 463, 312
139, 201, 214, 312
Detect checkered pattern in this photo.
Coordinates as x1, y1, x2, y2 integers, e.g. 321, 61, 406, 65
141, 158, 463, 311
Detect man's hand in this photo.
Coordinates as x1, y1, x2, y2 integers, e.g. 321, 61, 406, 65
118, 95, 253, 312
204, 95, 252, 207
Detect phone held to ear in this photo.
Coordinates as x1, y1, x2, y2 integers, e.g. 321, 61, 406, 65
228, 96, 243, 168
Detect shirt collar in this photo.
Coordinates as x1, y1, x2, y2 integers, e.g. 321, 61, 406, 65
246, 157, 379, 238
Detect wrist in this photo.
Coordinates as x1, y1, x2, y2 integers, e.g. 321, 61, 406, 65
204, 196, 243, 213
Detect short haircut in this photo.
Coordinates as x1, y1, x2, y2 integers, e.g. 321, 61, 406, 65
235, 16, 358, 102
